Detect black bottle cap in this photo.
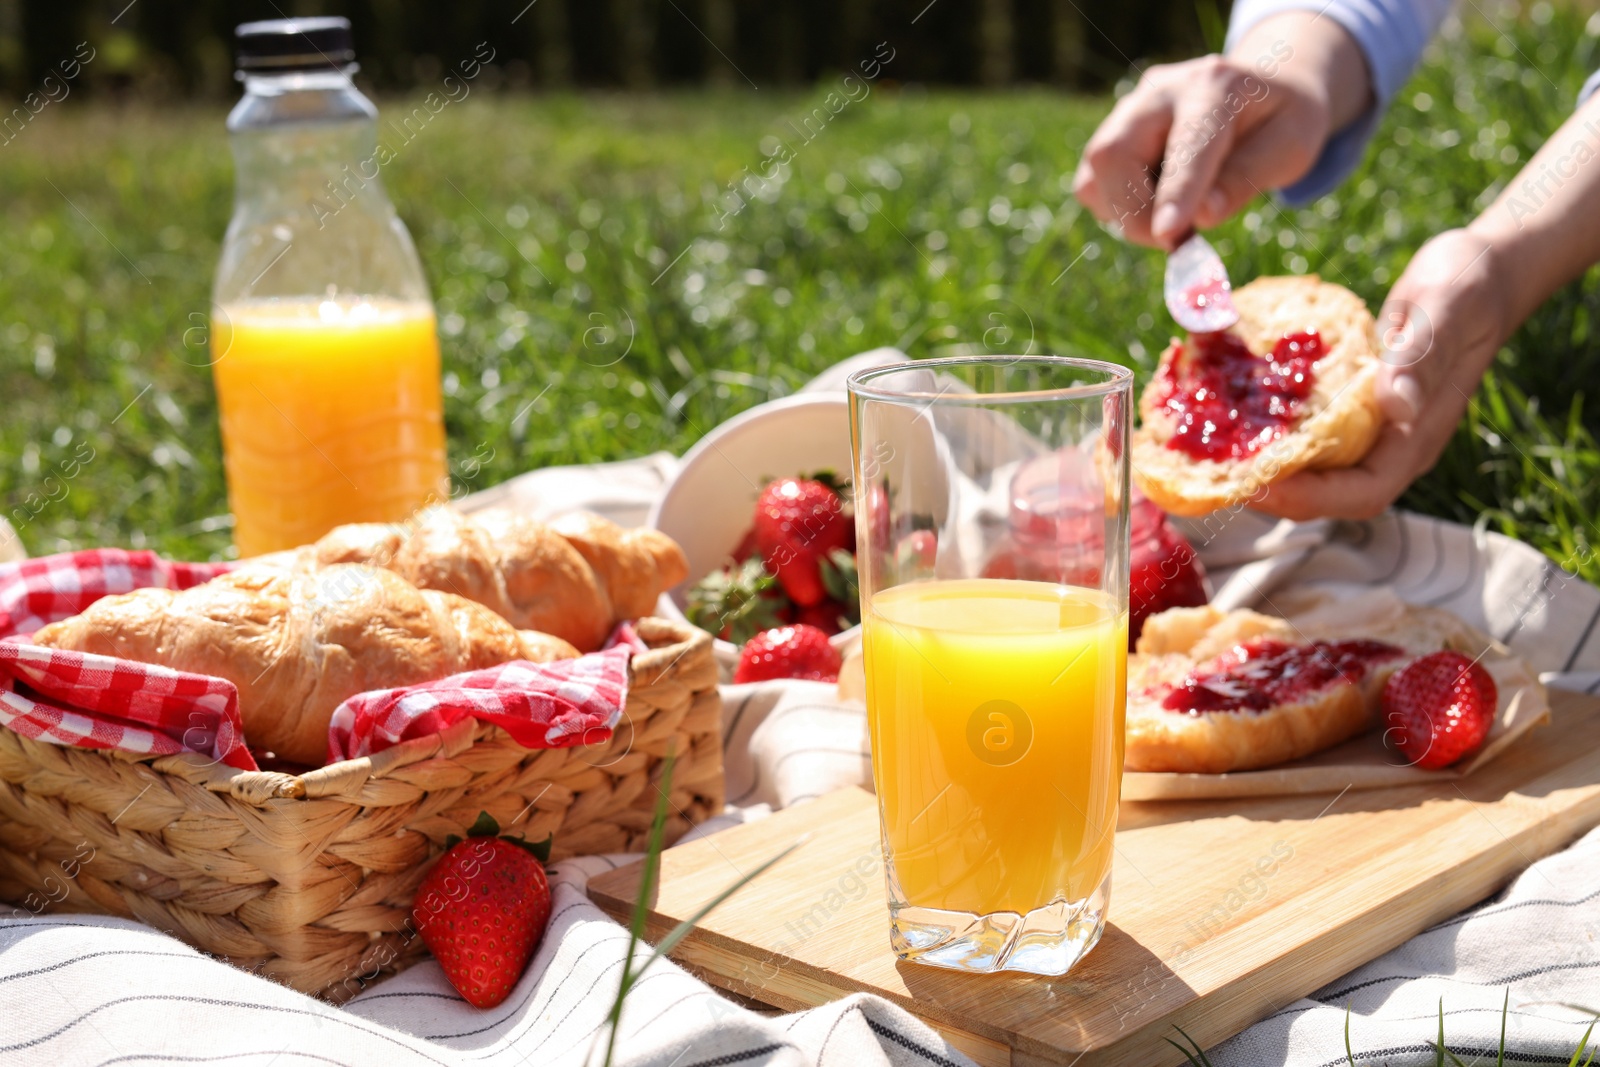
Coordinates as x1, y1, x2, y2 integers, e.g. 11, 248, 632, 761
235, 17, 356, 75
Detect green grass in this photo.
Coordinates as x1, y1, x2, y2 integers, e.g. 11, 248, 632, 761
5, 7, 1600, 571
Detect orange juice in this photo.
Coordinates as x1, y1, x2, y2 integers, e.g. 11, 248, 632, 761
211, 297, 448, 556
863, 578, 1126, 916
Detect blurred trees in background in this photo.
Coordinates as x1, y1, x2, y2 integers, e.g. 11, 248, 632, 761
0, 0, 1216, 98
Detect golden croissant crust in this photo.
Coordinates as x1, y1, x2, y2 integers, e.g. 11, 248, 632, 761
293, 506, 687, 652
32, 563, 579, 767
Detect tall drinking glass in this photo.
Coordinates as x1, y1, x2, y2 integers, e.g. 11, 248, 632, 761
848, 356, 1132, 976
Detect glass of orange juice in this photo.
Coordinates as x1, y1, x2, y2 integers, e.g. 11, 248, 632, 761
848, 356, 1132, 975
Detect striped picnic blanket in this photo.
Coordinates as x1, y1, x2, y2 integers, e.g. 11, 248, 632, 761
4, 351, 1598, 1066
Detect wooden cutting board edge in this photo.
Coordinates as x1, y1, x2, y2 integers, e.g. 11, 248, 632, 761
598, 776, 1599, 1067
590, 694, 1600, 1066
1122, 775, 1600, 1066
619, 909, 1018, 1067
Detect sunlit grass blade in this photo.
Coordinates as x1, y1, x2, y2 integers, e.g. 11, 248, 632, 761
1569, 1013, 1598, 1067
643, 837, 803, 968
593, 751, 677, 1067
591, 752, 799, 1067
1164, 1039, 1207, 1067
1165, 1025, 1214, 1067
1498, 987, 1508, 1067
629, 756, 674, 946
1568, 1017, 1593, 1067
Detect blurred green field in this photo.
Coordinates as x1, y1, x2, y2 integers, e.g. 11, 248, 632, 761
4, 7, 1600, 577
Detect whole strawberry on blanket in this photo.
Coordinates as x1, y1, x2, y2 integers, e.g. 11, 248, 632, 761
412, 812, 554, 1009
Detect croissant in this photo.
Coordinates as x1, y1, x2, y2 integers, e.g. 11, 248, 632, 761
288, 506, 687, 652
32, 563, 580, 766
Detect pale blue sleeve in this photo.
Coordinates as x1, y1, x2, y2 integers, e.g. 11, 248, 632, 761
1225, 0, 1453, 203
1582, 69, 1600, 103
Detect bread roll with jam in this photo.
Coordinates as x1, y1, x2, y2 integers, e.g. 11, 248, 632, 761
1132, 275, 1384, 516
1125, 599, 1503, 774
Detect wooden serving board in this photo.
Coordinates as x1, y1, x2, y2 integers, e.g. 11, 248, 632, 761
589, 689, 1600, 1066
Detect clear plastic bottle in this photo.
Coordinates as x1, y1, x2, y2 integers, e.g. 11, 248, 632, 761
211, 17, 447, 557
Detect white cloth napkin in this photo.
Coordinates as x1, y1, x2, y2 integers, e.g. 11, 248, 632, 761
4, 354, 1600, 1067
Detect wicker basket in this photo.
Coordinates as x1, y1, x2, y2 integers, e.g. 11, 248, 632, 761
0, 617, 721, 1001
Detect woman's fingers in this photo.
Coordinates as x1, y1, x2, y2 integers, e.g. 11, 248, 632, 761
1151, 99, 1235, 245
1374, 286, 1438, 424
1374, 303, 1432, 424
1074, 84, 1175, 245
1150, 58, 1269, 246
1252, 424, 1422, 521
1258, 324, 1490, 524
1374, 229, 1505, 424
1196, 102, 1328, 228
1073, 56, 1332, 244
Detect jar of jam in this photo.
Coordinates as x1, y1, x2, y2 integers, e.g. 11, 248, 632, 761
1127, 493, 1210, 647
983, 454, 1209, 648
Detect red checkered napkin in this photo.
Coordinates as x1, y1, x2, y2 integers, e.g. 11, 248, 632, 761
0, 549, 231, 637
325, 624, 645, 764
0, 550, 254, 770
0, 550, 639, 772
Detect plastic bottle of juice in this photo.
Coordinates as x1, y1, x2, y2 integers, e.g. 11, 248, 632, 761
211, 18, 447, 557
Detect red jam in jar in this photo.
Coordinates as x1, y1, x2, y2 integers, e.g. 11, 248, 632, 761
986, 457, 1209, 648
1128, 496, 1209, 648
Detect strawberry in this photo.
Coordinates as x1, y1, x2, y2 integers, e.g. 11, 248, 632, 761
1128, 503, 1209, 649
754, 478, 852, 608
1381, 651, 1497, 770
686, 556, 783, 643
729, 526, 760, 566
734, 624, 842, 683
896, 530, 938, 573
796, 600, 849, 636
980, 545, 1025, 581
413, 813, 553, 1009
864, 482, 891, 548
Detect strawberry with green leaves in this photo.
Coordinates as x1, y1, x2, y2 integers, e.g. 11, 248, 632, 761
413, 813, 553, 1009
686, 557, 784, 643
795, 600, 849, 636
754, 476, 853, 608
687, 473, 861, 643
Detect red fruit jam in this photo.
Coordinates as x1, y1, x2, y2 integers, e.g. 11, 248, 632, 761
998, 459, 1210, 646
1181, 278, 1234, 315
1161, 637, 1403, 715
1129, 498, 1208, 649
1156, 330, 1323, 461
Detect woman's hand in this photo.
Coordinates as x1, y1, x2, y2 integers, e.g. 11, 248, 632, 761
1255, 229, 1512, 521
1072, 12, 1373, 249
1073, 54, 1328, 248
1259, 87, 1600, 521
